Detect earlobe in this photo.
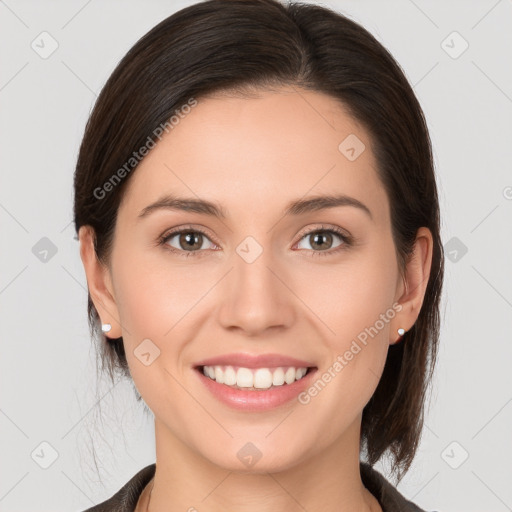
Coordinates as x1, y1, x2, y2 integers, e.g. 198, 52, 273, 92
390, 227, 433, 345
78, 226, 122, 338
390, 327, 406, 345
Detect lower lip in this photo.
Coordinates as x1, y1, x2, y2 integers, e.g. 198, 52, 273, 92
195, 367, 318, 411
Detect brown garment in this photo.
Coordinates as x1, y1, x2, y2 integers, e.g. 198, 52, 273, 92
82, 462, 433, 512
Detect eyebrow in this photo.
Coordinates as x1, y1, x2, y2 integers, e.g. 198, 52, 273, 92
138, 193, 373, 220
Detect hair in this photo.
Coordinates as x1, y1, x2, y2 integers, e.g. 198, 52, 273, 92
73, 0, 444, 482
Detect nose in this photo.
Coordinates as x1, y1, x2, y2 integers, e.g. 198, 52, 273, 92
216, 243, 296, 337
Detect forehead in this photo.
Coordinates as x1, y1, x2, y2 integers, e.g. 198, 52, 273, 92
118, 87, 389, 227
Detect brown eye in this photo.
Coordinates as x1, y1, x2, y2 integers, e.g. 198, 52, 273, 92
177, 231, 204, 251
295, 226, 351, 257
309, 231, 335, 251
161, 229, 216, 254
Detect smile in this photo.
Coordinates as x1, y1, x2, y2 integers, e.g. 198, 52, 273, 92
194, 364, 318, 411
201, 365, 311, 390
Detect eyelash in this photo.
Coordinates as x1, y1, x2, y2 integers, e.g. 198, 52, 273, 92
157, 224, 353, 259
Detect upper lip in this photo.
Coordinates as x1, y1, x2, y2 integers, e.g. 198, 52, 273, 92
194, 352, 316, 369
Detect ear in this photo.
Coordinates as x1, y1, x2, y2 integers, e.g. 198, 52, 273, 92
391, 226, 433, 345
78, 225, 122, 338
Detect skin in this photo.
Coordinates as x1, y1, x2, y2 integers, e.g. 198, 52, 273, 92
79, 86, 433, 512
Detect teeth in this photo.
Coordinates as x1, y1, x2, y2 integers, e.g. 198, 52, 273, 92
272, 367, 285, 386
224, 366, 237, 386
254, 368, 272, 389
202, 365, 309, 390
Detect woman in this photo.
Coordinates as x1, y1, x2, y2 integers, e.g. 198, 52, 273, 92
75, 0, 444, 510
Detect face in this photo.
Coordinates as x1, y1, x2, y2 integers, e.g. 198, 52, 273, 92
88, 87, 412, 473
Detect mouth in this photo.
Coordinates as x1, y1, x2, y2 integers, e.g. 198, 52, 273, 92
195, 364, 317, 390
193, 363, 318, 411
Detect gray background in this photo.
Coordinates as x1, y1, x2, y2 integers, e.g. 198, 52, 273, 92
1, 0, 511, 510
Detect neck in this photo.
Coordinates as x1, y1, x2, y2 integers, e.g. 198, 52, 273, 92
147, 417, 381, 512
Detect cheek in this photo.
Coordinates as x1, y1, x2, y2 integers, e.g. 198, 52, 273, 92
114, 266, 169, 339
296, 241, 397, 405
110, 249, 215, 391
110, 253, 193, 412
112, 245, 204, 338
295, 242, 398, 342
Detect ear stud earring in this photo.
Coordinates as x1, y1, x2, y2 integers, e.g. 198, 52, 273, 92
392, 327, 406, 344
101, 323, 112, 333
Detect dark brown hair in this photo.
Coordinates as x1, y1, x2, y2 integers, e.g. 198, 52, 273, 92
73, 0, 444, 482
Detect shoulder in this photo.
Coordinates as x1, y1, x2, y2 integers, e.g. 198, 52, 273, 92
81, 463, 156, 512
360, 462, 439, 512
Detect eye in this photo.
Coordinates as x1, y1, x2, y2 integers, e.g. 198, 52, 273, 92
294, 225, 352, 257
159, 226, 217, 257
